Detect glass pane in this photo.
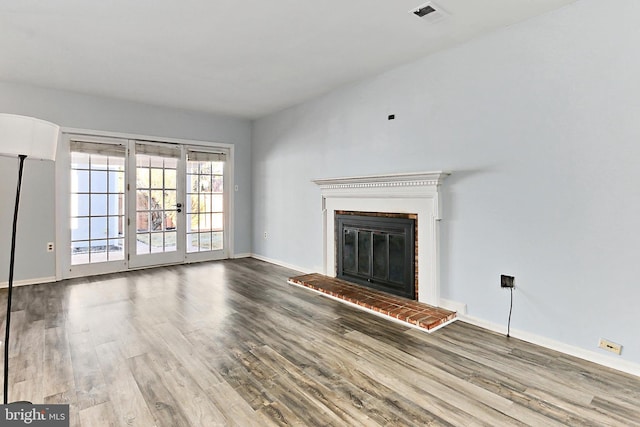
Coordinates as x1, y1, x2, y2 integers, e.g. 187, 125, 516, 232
108, 171, 125, 193
200, 161, 211, 174
90, 154, 109, 171
136, 233, 150, 254
150, 233, 164, 253
71, 217, 90, 241
90, 194, 108, 216
373, 233, 388, 280
108, 156, 125, 171
212, 213, 223, 231
108, 194, 123, 216
150, 169, 163, 188
199, 213, 210, 231
72, 170, 89, 193
212, 195, 223, 212
188, 195, 199, 214
137, 167, 150, 188
165, 211, 177, 231
199, 232, 212, 250
212, 176, 223, 193
187, 233, 199, 253
187, 162, 199, 174
137, 190, 150, 210
164, 157, 178, 169
108, 216, 124, 239
108, 239, 124, 261
212, 162, 224, 175
90, 239, 108, 263
358, 231, 371, 276
211, 232, 223, 250
164, 191, 176, 211
90, 217, 108, 239
198, 175, 211, 192
150, 211, 164, 231
90, 170, 108, 193
165, 169, 176, 189
165, 231, 177, 252
343, 229, 356, 272
136, 154, 150, 167
71, 193, 89, 217
199, 195, 212, 212
150, 156, 164, 168
137, 212, 150, 232
71, 152, 90, 169
389, 234, 406, 283
187, 214, 198, 233
150, 190, 164, 210
188, 174, 198, 192
71, 241, 89, 265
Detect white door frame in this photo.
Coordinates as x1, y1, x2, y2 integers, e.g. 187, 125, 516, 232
56, 128, 235, 280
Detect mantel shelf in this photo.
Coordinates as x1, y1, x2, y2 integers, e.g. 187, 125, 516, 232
313, 171, 450, 189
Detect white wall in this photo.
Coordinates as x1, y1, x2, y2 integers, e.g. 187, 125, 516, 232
252, 0, 640, 367
0, 81, 252, 282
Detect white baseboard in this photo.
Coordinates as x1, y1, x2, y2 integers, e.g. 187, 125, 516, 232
439, 298, 468, 315
250, 254, 314, 275
0, 276, 56, 289
232, 252, 252, 259
459, 313, 640, 378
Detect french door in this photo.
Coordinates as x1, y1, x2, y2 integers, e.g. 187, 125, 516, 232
128, 142, 185, 268
64, 136, 229, 277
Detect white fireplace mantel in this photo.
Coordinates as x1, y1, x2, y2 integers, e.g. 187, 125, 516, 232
313, 171, 450, 306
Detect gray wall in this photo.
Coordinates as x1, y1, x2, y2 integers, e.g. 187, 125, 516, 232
252, 0, 640, 365
0, 81, 252, 282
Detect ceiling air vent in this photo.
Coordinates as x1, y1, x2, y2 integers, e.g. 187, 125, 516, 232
410, 1, 449, 23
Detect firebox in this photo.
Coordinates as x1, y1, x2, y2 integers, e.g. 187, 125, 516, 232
336, 213, 415, 299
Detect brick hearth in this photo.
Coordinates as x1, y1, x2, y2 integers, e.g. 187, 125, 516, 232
288, 273, 456, 331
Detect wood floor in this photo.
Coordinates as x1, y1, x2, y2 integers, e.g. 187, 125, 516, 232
1, 258, 640, 426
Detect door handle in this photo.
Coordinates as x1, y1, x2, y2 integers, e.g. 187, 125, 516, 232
175, 203, 182, 213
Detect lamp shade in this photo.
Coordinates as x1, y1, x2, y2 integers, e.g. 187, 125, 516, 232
0, 113, 60, 160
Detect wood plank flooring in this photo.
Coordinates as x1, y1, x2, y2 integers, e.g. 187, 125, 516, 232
1, 258, 640, 426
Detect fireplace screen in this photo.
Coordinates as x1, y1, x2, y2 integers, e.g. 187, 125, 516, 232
336, 214, 415, 299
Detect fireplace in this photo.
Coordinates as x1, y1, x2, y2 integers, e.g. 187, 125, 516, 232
336, 212, 416, 299
313, 171, 449, 306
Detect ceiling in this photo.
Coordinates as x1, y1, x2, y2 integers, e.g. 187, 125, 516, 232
0, 0, 576, 119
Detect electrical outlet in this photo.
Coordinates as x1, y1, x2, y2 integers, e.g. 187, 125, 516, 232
47, 242, 55, 252
501, 275, 515, 288
264, 232, 268, 240
598, 338, 622, 355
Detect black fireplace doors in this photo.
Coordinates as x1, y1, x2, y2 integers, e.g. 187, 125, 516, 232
336, 214, 415, 299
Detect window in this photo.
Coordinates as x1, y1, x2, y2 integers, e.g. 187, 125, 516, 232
70, 141, 126, 265
134, 143, 180, 255
186, 151, 225, 253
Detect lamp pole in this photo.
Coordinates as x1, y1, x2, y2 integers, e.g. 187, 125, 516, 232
3, 154, 27, 404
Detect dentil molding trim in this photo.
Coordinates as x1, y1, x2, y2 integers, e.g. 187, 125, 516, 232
312, 171, 450, 189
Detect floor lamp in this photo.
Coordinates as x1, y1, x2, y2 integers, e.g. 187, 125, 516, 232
0, 114, 59, 405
